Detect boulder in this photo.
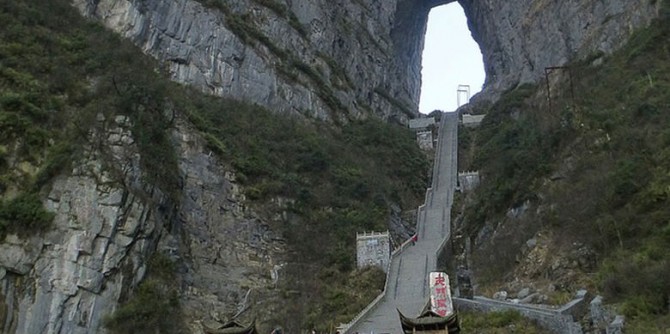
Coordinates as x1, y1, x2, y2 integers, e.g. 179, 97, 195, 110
517, 287, 531, 299
493, 291, 508, 301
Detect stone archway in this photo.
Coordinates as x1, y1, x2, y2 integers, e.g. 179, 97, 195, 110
419, 2, 485, 113
389, 0, 658, 105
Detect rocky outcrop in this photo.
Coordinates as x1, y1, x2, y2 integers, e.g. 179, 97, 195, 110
0, 115, 169, 333
0, 114, 285, 333
172, 119, 285, 330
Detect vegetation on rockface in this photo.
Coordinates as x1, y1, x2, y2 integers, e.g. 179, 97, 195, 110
195, 0, 351, 120
183, 91, 429, 331
2, 0, 430, 331
0, 193, 54, 239
0, 0, 180, 240
249, 0, 308, 38
0, 0, 181, 192
198, 0, 307, 38
104, 254, 186, 334
464, 83, 559, 233
297, 265, 386, 330
2, 1, 184, 330
459, 3, 670, 330
318, 52, 354, 90
374, 87, 415, 118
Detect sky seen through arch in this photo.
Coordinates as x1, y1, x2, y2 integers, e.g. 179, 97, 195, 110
419, 3, 485, 114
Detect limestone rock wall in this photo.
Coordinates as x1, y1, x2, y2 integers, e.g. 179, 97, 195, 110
0, 115, 167, 334
72, 0, 421, 122
460, 0, 660, 99
71, 0, 660, 118
0, 114, 285, 333
173, 119, 285, 330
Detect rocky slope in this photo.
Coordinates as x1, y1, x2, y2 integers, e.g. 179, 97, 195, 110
0, 113, 283, 333
452, 5, 670, 331
1, 114, 169, 333
172, 118, 286, 329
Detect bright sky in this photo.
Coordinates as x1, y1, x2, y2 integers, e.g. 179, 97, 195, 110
419, 3, 485, 114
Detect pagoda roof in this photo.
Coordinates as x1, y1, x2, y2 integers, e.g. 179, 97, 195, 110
203, 319, 258, 334
397, 300, 460, 333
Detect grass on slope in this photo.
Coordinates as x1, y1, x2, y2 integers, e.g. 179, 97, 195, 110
460, 2, 670, 331
1, 0, 185, 331
460, 310, 544, 333
0, 0, 180, 235
181, 86, 428, 331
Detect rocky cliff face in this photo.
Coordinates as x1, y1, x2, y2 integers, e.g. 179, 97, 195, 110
72, 0, 423, 122
461, 0, 660, 99
72, 0, 659, 118
1, 115, 168, 333
0, 113, 284, 333
172, 118, 286, 329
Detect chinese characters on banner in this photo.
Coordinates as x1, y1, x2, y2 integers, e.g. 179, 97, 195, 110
429, 272, 454, 317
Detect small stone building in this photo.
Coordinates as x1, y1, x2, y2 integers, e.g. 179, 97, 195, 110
356, 231, 391, 272
409, 117, 437, 150
457, 171, 480, 192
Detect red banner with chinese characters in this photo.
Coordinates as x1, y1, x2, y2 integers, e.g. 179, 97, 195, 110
429, 272, 454, 317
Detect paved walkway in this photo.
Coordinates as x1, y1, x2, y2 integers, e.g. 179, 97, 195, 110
345, 112, 459, 334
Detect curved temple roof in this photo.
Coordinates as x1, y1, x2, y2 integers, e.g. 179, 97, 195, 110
204, 319, 258, 334
397, 301, 460, 334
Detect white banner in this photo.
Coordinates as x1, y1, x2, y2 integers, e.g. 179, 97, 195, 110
429, 272, 454, 317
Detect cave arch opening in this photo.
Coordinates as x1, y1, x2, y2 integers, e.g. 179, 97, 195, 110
419, 2, 485, 114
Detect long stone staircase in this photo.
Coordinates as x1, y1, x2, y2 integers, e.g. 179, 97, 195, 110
343, 112, 459, 334
343, 112, 586, 334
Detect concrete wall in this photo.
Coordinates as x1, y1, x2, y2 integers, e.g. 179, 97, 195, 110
409, 117, 436, 129
461, 114, 485, 128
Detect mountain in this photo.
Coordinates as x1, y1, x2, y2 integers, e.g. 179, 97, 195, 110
0, 0, 663, 333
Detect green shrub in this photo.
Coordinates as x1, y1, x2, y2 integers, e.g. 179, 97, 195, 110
461, 7, 670, 328
600, 247, 670, 319
302, 266, 385, 331
0, 193, 54, 238
104, 279, 184, 334
105, 254, 184, 334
